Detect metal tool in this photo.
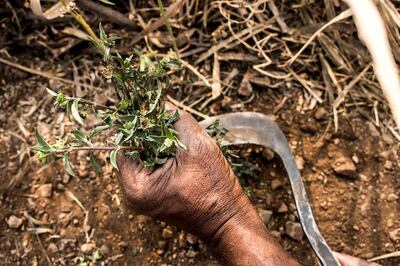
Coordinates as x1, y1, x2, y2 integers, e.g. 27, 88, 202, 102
199, 112, 340, 266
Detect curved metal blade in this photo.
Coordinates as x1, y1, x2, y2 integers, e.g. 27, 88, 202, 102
200, 112, 339, 266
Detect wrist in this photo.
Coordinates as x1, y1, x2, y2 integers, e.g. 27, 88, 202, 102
207, 195, 299, 266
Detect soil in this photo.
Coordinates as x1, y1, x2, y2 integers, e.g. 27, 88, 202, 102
1, 1, 400, 266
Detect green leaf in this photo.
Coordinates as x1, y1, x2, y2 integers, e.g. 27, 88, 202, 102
63, 153, 76, 177
110, 150, 118, 170
35, 130, 52, 152
115, 132, 124, 145
89, 125, 110, 139
147, 79, 162, 114
71, 100, 84, 125
89, 152, 102, 173
99, 0, 115, 5
72, 130, 91, 145
46, 88, 58, 97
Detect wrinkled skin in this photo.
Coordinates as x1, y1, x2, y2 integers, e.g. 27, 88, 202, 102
116, 103, 377, 266
116, 105, 246, 241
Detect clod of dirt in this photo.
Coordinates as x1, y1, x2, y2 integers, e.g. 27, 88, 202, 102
270, 230, 281, 240
258, 209, 273, 224
271, 179, 282, 190
100, 244, 111, 256
62, 174, 70, 184
238, 73, 253, 96
6, 215, 23, 229
80, 243, 96, 254
387, 193, 399, 202
186, 249, 197, 258
285, 221, 304, 241
295, 156, 305, 171
384, 160, 393, 170
314, 107, 328, 120
36, 184, 53, 198
186, 234, 197, 245
47, 243, 58, 254
389, 229, 400, 242
162, 228, 174, 239
278, 203, 288, 213
352, 155, 360, 164
262, 148, 275, 161
333, 157, 357, 178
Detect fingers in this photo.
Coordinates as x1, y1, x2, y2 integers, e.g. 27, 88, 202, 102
333, 252, 379, 266
116, 152, 142, 189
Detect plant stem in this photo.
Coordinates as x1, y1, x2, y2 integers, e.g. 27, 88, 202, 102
67, 96, 117, 111
59, 0, 105, 53
50, 146, 134, 155
157, 0, 180, 59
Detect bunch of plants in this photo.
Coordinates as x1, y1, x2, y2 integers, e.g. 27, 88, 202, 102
34, 1, 258, 184
34, 1, 184, 175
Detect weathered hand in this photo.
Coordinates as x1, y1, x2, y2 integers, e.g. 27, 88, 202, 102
116, 103, 248, 241
116, 103, 298, 265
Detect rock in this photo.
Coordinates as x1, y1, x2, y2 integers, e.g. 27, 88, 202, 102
262, 148, 275, 161
238, 73, 253, 96
352, 155, 360, 164
36, 184, 53, 198
186, 234, 197, 245
359, 174, 369, 182
314, 107, 328, 120
100, 244, 111, 256
389, 229, 400, 242
162, 228, 174, 239
158, 240, 166, 249
382, 133, 394, 145
295, 156, 305, 171
80, 243, 95, 254
106, 184, 113, 192
258, 209, 273, 224
384, 160, 393, 170
387, 193, 399, 202
47, 243, 58, 254
271, 179, 282, 190
178, 233, 186, 248
270, 231, 281, 240
333, 157, 357, 178
186, 250, 197, 258
278, 203, 288, 213
6, 215, 23, 229
285, 221, 304, 241
387, 219, 394, 228
62, 174, 70, 184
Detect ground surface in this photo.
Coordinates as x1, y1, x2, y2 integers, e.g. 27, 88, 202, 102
1, 1, 400, 266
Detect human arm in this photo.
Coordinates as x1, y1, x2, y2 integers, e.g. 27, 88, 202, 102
116, 103, 298, 265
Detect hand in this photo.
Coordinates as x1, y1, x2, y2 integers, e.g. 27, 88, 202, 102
116, 103, 298, 265
334, 252, 380, 266
116, 103, 248, 241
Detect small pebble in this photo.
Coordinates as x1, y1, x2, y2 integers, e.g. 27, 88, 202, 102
47, 243, 58, 254
36, 184, 53, 198
186, 250, 197, 258
387, 193, 399, 202
258, 209, 273, 224
7, 215, 24, 229
278, 203, 288, 213
80, 243, 95, 254
295, 156, 305, 171
285, 221, 304, 241
271, 179, 282, 190
100, 244, 111, 256
162, 228, 174, 239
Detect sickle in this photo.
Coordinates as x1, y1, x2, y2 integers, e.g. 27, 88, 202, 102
199, 112, 340, 266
